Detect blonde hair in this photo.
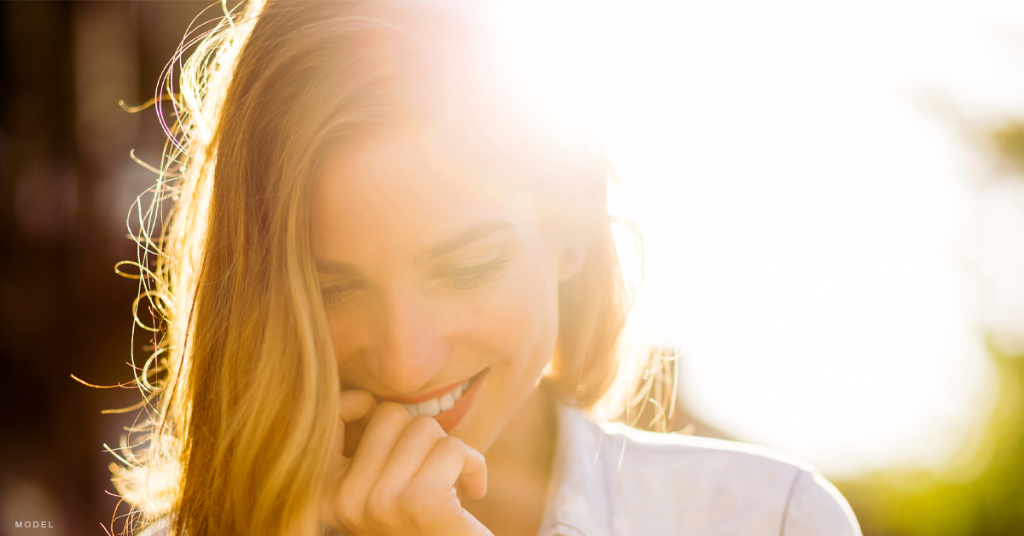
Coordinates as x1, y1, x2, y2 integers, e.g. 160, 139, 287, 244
112, 1, 672, 535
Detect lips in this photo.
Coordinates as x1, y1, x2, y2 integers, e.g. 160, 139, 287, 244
399, 377, 472, 417
433, 370, 484, 432
371, 370, 487, 433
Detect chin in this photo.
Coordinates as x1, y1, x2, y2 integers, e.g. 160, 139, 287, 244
454, 350, 553, 453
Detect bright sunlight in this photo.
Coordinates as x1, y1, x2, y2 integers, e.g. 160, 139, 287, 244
479, 0, 1024, 476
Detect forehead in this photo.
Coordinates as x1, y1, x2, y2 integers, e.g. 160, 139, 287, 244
310, 127, 534, 262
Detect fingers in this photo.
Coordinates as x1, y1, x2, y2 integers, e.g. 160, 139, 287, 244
377, 416, 446, 485
368, 416, 448, 516
339, 389, 378, 425
338, 390, 378, 456
326, 400, 491, 535
413, 435, 488, 501
342, 402, 413, 498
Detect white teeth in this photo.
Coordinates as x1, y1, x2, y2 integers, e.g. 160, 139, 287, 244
417, 398, 441, 417
396, 377, 474, 418
439, 393, 455, 411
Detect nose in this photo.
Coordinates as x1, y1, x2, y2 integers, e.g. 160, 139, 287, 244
366, 289, 450, 394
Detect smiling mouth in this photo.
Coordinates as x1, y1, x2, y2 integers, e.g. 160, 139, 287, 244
376, 370, 485, 418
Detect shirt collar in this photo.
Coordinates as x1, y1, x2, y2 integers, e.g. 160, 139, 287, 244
536, 403, 626, 536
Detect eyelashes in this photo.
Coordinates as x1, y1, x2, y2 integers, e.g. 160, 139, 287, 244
319, 257, 510, 307
321, 281, 364, 308
436, 257, 510, 290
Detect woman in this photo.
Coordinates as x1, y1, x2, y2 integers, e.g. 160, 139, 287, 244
118, 1, 862, 535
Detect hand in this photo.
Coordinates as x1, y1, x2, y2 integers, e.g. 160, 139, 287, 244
321, 390, 492, 536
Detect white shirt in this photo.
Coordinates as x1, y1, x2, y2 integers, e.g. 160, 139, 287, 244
141, 404, 862, 536
539, 403, 862, 536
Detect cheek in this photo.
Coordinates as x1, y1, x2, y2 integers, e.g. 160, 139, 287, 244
323, 247, 562, 375
464, 258, 560, 368
326, 310, 370, 359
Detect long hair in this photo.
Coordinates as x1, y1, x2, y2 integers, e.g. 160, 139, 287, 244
112, 1, 667, 535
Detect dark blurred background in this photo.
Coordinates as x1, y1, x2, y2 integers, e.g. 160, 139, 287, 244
0, 1, 1022, 535
0, 3, 228, 534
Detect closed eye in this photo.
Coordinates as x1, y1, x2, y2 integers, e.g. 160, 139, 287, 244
321, 281, 364, 307
436, 258, 509, 289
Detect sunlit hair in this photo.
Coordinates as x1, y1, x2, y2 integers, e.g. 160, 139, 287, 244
112, 1, 674, 535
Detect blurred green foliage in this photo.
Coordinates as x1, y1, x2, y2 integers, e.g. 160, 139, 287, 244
991, 122, 1024, 177
835, 123, 1024, 535
837, 344, 1024, 536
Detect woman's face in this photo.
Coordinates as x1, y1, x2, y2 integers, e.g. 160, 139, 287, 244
310, 126, 574, 454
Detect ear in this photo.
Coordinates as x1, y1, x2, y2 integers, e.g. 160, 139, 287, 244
558, 243, 586, 282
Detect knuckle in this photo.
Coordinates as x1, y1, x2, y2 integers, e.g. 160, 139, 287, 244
363, 487, 392, 522
399, 485, 461, 527
334, 496, 362, 527
437, 435, 465, 453
334, 480, 366, 524
396, 484, 432, 516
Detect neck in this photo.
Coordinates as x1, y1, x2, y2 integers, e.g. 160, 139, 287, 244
463, 383, 558, 536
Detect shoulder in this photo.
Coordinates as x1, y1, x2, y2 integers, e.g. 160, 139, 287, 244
781, 467, 862, 536
546, 406, 861, 536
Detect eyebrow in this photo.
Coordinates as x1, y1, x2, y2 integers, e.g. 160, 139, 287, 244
315, 221, 517, 274
314, 259, 362, 276
421, 221, 517, 261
